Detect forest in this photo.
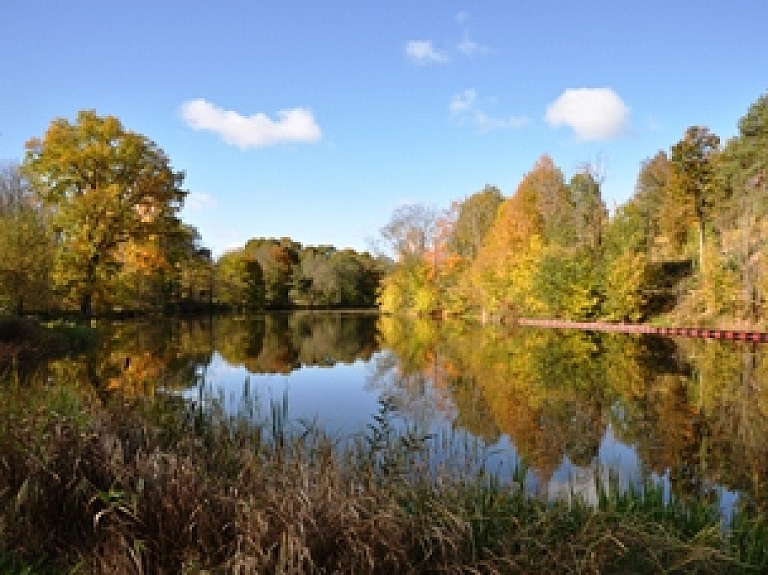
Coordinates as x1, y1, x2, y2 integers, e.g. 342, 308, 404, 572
0, 111, 386, 317
379, 92, 768, 328
1, 93, 767, 324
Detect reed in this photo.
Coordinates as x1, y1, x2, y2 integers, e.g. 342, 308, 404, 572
0, 375, 765, 574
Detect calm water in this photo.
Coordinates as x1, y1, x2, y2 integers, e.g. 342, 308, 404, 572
38, 312, 768, 513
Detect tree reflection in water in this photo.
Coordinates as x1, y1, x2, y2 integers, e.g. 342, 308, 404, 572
33, 312, 768, 513
378, 316, 768, 512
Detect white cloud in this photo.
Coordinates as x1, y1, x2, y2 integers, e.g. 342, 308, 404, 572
405, 40, 449, 64
449, 89, 477, 116
456, 11, 470, 24
457, 30, 488, 57
180, 99, 321, 149
475, 112, 531, 132
545, 88, 630, 141
449, 89, 530, 132
184, 191, 217, 211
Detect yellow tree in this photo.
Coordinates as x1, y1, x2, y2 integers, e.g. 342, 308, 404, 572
466, 157, 552, 319
24, 111, 186, 316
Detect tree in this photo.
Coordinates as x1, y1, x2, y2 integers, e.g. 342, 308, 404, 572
380, 203, 438, 264
634, 152, 672, 255
447, 185, 504, 260
710, 93, 768, 321
528, 155, 572, 246
568, 170, 607, 252
216, 249, 266, 310
243, 238, 298, 308
23, 111, 187, 316
669, 126, 721, 274
245, 258, 266, 309
467, 162, 547, 318
0, 163, 53, 314
533, 246, 603, 320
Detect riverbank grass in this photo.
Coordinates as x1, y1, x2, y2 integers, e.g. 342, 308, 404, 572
0, 378, 766, 573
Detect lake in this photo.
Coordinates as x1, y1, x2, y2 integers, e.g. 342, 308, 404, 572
36, 311, 768, 515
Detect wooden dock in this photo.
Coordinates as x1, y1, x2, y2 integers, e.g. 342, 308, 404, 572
516, 318, 768, 343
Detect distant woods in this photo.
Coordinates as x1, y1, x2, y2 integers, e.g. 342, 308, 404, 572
379, 91, 768, 327
4, 93, 768, 322
216, 239, 386, 310
0, 111, 386, 317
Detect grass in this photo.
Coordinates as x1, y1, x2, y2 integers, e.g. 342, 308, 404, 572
0, 375, 767, 573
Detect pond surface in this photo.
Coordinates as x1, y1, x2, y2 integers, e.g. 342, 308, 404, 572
36, 312, 768, 514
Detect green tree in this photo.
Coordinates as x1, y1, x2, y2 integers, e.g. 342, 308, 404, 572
533, 246, 603, 320
530, 155, 573, 246
23, 111, 187, 316
245, 258, 266, 309
715, 93, 768, 321
669, 126, 721, 274
568, 170, 607, 252
634, 152, 672, 256
447, 185, 504, 260
0, 163, 53, 314
601, 202, 663, 321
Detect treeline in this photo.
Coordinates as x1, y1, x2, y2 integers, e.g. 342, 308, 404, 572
379, 92, 768, 327
217, 239, 385, 310
0, 111, 386, 317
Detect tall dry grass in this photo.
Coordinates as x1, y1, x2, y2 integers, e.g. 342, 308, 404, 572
0, 375, 766, 574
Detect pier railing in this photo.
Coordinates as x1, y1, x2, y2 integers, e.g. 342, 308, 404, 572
516, 318, 768, 343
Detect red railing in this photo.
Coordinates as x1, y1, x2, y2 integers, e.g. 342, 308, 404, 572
516, 318, 768, 343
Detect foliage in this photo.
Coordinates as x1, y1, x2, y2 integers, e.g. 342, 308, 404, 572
23, 111, 187, 316
219, 241, 383, 310
379, 203, 438, 264
0, 163, 54, 315
533, 246, 604, 320
447, 184, 504, 260
668, 126, 722, 273
379, 91, 768, 329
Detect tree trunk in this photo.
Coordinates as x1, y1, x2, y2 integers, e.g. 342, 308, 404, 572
80, 256, 98, 318
80, 291, 93, 318
698, 218, 705, 277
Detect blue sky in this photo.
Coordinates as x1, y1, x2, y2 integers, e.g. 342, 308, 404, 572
2, 1, 766, 256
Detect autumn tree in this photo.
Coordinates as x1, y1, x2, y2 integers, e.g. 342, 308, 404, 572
601, 201, 663, 321
0, 163, 53, 314
568, 169, 607, 252
467, 161, 547, 319
634, 152, 672, 256
708, 93, 768, 321
377, 204, 442, 315
380, 203, 438, 264
529, 155, 572, 246
217, 249, 266, 310
447, 185, 504, 261
23, 111, 187, 316
669, 126, 721, 274
242, 238, 299, 308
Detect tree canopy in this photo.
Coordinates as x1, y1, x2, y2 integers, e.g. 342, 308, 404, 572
376, 90, 768, 328
23, 111, 187, 316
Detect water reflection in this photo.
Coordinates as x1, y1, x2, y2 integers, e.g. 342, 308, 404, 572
32, 312, 768, 513
377, 316, 768, 513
